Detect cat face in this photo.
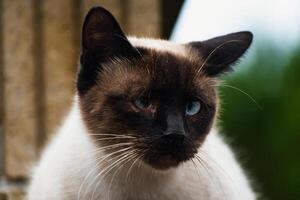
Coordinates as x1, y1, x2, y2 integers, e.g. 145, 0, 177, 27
77, 7, 253, 169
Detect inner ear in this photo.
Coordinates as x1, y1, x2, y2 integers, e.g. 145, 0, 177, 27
188, 31, 253, 76
78, 7, 140, 94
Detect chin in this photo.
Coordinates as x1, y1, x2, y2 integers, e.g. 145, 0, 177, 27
144, 155, 185, 170
143, 148, 197, 170
139, 134, 199, 170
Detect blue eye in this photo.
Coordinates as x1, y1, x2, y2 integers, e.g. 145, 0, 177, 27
185, 101, 201, 115
134, 98, 150, 110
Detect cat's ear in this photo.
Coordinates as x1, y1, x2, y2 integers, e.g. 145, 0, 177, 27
78, 7, 140, 94
188, 31, 253, 76
81, 7, 140, 60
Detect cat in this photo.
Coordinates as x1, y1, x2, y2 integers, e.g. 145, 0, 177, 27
27, 7, 257, 200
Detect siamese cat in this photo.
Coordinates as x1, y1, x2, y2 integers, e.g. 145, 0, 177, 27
28, 7, 257, 200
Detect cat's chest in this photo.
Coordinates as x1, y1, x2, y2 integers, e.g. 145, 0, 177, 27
109, 188, 198, 200
103, 174, 208, 200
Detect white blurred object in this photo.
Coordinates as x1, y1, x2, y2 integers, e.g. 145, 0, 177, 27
171, 0, 300, 51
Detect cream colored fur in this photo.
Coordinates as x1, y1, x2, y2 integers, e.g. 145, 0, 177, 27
27, 38, 256, 200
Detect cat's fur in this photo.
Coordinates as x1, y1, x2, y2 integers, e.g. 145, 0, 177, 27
28, 7, 256, 200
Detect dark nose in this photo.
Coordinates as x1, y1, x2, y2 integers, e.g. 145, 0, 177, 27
164, 113, 186, 136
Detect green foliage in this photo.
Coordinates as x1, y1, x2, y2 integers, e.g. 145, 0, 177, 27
219, 46, 300, 200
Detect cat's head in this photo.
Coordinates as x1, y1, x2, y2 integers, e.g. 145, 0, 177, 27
77, 7, 252, 170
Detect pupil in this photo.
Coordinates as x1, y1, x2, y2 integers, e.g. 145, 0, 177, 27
140, 98, 149, 107
188, 102, 194, 111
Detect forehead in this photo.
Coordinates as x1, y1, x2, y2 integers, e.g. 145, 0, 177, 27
136, 48, 196, 93
96, 39, 215, 98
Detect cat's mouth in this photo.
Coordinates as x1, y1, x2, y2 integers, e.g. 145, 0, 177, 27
142, 134, 198, 170
144, 152, 194, 170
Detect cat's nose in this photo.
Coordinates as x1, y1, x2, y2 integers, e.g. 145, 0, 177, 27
164, 113, 185, 136
164, 129, 185, 137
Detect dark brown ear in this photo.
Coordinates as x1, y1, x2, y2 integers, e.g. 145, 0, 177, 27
78, 7, 140, 94
188, 31, 253, 76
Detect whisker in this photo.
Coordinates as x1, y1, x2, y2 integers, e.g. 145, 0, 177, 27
91, 143, 134, 153
88, 151, 131, 200
93, 137, 137, 142
195, 155, 227, 198
198, 149, 238, 197
187, 138, 234, 196
194, 155, 214, 181
88, 133, 137, 138
219, 84, 262, 110
137, 149, 148, 185
106, 151, 140, 199
77, 146, 133, 200
125, 150, 145, 183
191, 158, 202, 184
184, 137, 222, 193
198, 150, 232, 181
90, 150, 136, 200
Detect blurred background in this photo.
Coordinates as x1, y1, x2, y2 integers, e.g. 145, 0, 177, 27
0, 0, 299, 199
